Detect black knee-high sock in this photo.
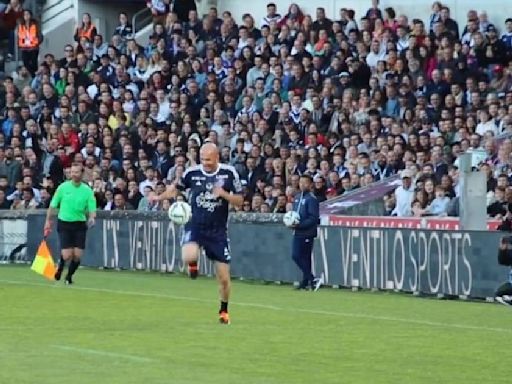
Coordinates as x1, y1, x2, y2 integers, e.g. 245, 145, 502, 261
67, 259, 80, 278
220, 301, 228, 313
57, 257, 66, 272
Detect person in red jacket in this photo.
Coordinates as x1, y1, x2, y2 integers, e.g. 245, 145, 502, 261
278, 3, 304, 29
1, 0, 23, 57
57, 123, 80, 168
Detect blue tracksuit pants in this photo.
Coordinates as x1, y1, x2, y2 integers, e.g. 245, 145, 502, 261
292, 236, 314, 284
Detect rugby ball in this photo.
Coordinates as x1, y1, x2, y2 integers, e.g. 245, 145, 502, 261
168, 201, 192, 225
283, 211, 300, 227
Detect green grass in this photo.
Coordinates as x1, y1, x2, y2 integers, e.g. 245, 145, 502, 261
0, 265, 510, 384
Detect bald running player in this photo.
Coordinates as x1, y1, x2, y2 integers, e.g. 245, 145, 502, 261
44, 164, 96, 284
154, 143, 243, 324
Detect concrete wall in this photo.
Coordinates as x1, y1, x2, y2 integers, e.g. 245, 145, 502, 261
217, 0, 512, 33
40, 19, 75, 58
41, 0, 75, 35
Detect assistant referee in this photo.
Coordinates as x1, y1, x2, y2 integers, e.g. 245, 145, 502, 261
44, 164, 96, 284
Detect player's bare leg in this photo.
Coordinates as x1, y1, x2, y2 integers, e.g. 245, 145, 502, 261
216, 262, 231, 324
65, 248, 83, 285
55, 249, 73, 281
182, 242, 200, 279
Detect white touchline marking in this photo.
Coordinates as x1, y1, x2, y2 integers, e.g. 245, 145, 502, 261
0, 278, 510, 334
51, 345, 155, 363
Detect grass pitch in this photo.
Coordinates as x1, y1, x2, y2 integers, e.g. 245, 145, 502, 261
0, 265, 510, 384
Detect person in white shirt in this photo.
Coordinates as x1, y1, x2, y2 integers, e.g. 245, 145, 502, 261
149, 102, 166, 124
139, 167, 157, 195
475, 109, 498, 136
92, 35, 108, 62
260, 3, 281, 28
366, 39, 387, 70
155, 89, 170, 121
392, 169, 415, 217
396, 25, 409, 53
237, 27, 250, 53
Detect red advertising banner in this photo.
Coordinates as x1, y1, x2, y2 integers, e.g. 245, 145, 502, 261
325, 215, 501, 231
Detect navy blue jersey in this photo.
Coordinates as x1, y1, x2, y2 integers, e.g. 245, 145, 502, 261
178, 164, 242, 229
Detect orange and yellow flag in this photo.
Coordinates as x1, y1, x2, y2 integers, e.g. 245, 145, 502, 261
30, 240, 56, 280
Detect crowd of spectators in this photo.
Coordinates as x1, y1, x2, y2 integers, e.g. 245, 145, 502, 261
0, 0, 511, 218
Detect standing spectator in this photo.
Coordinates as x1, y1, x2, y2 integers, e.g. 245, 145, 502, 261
365, 0, 382, 27
392, 170, 415, 217
147, 0, 170, 24
17, 10, 42, 75
173, 0, 197, 24
312, 7, 332, 34
114, 12, 133, 38
73, 13, 97, 44
428, 2, 442, 33
261, 3, 281, 28
501, 18, 512, 57
1, 0, 23, 58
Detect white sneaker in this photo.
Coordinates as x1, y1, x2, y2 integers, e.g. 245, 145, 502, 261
312, 276, 324, 292
495, 296, 511, 306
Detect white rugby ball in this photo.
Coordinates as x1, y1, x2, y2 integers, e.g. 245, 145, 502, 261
283, 211, 300, 227
168, 201, 192, 225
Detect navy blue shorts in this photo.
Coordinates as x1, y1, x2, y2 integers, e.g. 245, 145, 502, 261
182, 225, 231, 264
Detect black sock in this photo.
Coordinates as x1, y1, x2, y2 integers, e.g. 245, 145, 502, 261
67, 259, 80, 278
220, 301, 228, 313
57, 257, 66, 272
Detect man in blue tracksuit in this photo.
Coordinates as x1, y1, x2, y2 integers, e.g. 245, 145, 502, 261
290, 174, 322, 291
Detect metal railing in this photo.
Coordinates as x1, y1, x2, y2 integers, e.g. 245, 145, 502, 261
41, 4, 74, 25
41, 0, 69, 24
131, 7, 153, 36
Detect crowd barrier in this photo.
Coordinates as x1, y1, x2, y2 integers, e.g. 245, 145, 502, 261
0, 211, 500, 300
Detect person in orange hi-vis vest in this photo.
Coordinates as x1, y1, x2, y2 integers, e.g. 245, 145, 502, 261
17, 9, 42, 76
73, 13, 97, 44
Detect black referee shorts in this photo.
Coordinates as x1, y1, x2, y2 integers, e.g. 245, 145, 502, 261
57, 220, 87, 250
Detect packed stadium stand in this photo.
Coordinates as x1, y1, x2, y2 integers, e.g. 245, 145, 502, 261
0, 0, 511, 219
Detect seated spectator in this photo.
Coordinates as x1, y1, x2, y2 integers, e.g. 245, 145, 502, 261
113, 192, 134, 210
426, 185, 450, 216
0, 189, 11, 209
11, 187, 37, 210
